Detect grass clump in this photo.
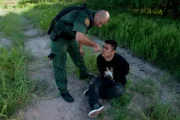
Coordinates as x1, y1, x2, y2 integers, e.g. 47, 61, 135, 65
0, 12, 25, 46
137, 102, 180, 120
130, 79, 157, 98
0, 11, 33, 119
0, 47, 32, 119
109, 92, 133, 120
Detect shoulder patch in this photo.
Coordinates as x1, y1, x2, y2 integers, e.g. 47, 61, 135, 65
85, 18, 90, 27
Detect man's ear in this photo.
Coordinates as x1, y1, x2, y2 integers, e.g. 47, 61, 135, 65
112, 50, 116, 54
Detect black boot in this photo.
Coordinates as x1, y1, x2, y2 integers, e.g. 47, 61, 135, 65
61, 92, 74, 103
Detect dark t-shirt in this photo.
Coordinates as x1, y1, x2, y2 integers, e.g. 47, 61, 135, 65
97, 53, 129, 85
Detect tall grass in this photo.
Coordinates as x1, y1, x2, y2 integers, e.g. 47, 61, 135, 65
137, 102, 180, 120
0, 12, 25, 46
130, 79, 157, 98
0, 47, 31, 119
0, 0, 5, 8
0, 12, 33, 119
21, 1, 82, 32
90, 12, 180, 81
66, 46, 99, 77
109, 81, 133, 120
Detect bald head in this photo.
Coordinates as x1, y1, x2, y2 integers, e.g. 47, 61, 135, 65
97, 10, 110, 20
94, 10, 110, 27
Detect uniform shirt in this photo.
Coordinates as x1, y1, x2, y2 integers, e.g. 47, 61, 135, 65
97, 53, 129, 85
56, 9, 95, 38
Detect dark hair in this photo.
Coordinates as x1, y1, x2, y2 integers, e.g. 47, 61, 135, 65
105, 40, 117, 50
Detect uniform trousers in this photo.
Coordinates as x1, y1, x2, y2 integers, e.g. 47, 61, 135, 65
51, 38, 88, 93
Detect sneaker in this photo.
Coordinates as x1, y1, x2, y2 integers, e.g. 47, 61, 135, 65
88, 103, 104, 118
61, 92, 74, 103
80, 73, 95, 80
83, 88, 89, 96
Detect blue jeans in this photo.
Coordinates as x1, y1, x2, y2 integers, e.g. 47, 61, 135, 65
88, 76, 124, 106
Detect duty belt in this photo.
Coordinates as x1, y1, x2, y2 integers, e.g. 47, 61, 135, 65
60, 31, 75, 40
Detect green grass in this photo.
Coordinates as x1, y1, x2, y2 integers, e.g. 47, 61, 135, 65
0, 12, 25, 46
89, 12, 180, 81
66, 46, 99, 77
0, 10, 33, 119
130, 79, 157, 98
21, 1, 82, 32
83, 47, 99, 74
109, 83, 133, 120
0, 0, 5, 8
137, 102, 180, 120
0, 47, 32, 119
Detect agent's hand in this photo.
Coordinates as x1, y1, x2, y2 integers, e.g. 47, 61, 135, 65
79, 48, 84, 56
93, 43, 101, 52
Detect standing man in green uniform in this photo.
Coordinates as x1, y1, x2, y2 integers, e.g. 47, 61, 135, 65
48, 5, 110, 103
